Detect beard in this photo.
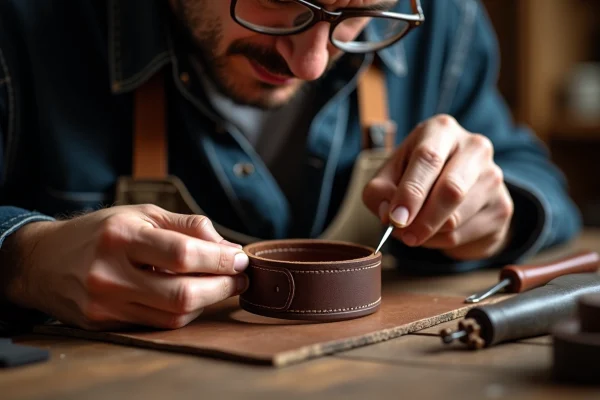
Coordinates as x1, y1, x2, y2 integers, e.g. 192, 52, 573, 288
171, 0, 306, 109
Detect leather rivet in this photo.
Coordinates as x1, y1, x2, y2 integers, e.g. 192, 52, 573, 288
233, 163, 255, 178
180, 72, 190, 85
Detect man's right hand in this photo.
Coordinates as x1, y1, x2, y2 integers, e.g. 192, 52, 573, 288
3, 204, 249, 331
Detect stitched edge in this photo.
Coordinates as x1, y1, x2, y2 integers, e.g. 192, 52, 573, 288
245, 265, 294, 310
241, 297, 382, 314
287, 298, 381, 314
0, 214, 55, 244
252, 256, 380, 273
255, 247, 370, 257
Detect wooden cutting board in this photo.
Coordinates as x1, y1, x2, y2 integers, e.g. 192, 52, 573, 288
34, 289, 475, 367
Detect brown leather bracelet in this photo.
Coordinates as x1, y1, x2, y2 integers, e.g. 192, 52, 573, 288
239, 239, 382, 322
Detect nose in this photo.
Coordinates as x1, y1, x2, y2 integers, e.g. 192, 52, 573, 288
275, 22, 332, 81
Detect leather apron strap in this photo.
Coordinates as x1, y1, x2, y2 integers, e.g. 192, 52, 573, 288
131, 60, 394, 179
357, 60, 396, 151
133, 70, 167, 179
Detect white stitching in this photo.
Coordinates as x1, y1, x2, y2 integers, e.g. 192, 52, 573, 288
0, 213, 31, 228
241, 297, 382, 314
292, 263, 380, 274
287, 298, 381, 313
256, 247, 371, 257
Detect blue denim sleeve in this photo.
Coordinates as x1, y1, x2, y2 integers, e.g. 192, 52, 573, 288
388, 0, 583, 274
0, 11, 56, 333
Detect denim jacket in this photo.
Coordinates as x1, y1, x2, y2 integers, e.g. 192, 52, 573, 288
0, 0, 582, 285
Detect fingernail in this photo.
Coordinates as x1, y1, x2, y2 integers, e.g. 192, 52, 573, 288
390, 207, 409, 226
378, 201, 389, 221
402, 232, 418, 247
233, 252, 249, 272
236, 274, 249, 294
222, 240, 243, 249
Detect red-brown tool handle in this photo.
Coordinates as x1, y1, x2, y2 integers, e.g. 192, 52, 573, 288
500, 250, 600, 293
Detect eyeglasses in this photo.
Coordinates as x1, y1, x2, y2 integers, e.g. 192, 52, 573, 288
230, 0, 425, 53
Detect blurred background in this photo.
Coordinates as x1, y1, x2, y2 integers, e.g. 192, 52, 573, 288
481, 0, 600, 226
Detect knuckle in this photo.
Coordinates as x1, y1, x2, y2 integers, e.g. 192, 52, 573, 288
434, 114, 457, 128
98, 215, 130, 248
219, 278, 236, 300
490, 165, 505, 185
216, 247, 235, 274
402, 180, 427, 201
172, 283, 195, 313
187, 215, 212, 233
439, 177, 467, 204
171, 239, 195, 271
86, 265, 114, 295
497, 198, 514, 221
445, 213, 460, 231
414, 145, 445, 170
138, 203, 164, 216
470, 133, 494, 156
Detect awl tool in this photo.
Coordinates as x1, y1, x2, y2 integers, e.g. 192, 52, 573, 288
464, 249, 600, 303
441, 273, 600, 349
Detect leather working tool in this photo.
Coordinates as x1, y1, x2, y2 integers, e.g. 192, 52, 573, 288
552, 293, 600, 385
440, 273, 600, 350
239, 239, 382, 321
464, 250, 600, 303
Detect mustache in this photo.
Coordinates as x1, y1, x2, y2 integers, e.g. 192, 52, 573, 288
227, 41, 294, 77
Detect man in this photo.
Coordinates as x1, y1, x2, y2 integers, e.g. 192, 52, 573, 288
0, 0, 582, 333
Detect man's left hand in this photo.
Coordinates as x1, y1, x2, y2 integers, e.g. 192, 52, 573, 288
363, 114, 514, 261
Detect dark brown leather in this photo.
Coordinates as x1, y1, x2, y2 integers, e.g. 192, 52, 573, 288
239, 239, 382, 321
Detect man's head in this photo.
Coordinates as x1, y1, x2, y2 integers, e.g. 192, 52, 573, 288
169, 0, 416, 109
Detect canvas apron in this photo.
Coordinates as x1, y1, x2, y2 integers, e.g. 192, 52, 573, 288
114, 62, 396, 249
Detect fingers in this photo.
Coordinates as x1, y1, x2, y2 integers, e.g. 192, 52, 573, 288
139, 205, 242, 248
420, 186, 513, 254
125, 226, 249, 275
130, 272, 249, 315
86, 261, 249, 318
388, 116, 459, 228
81, 299, 205, 330
397, 134, 494, 245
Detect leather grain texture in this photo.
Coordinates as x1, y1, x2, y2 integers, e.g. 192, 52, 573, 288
240, 239, 382, 321
33, 291, 473, 367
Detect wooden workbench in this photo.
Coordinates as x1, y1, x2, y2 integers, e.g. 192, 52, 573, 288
2, 230, 600, 400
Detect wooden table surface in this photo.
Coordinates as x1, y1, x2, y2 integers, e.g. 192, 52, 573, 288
3, 230, 600, 400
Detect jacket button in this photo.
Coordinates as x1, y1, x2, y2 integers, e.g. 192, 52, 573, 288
234, 163, 255, 177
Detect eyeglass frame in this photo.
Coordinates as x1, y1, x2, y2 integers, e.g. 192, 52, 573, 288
229, 0, 425, 53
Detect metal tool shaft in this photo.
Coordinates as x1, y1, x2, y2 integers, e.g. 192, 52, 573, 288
464, 278, 511, 303
375, 224, 394, 253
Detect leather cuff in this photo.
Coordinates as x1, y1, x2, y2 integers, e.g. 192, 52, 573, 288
239, 239, 382, 321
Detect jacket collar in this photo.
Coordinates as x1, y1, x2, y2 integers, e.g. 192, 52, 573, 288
108, 0, 172, 94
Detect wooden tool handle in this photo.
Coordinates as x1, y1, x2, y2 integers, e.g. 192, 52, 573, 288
500, 250, 600, 293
